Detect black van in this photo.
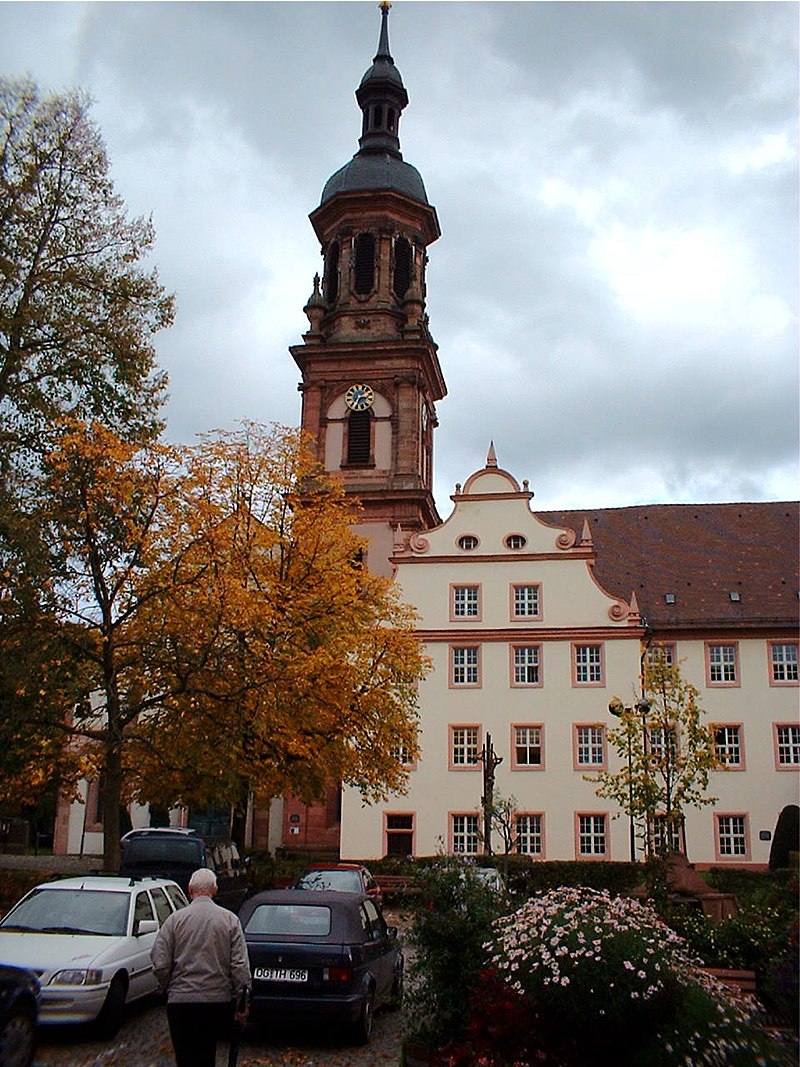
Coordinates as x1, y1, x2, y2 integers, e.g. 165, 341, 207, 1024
119, 827, 248, 912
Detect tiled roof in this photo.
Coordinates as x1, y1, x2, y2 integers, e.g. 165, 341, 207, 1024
539, 502, 799, 631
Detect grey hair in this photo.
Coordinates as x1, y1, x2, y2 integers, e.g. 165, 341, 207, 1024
188, 868, 218, 895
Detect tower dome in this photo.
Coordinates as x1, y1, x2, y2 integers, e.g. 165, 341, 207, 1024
320, 2, 430, 206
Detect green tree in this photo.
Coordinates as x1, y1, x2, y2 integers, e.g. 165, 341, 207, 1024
590, 650, 720, 859
0, 76, 173, 458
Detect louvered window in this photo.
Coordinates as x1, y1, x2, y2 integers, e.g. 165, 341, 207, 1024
323, 241, 339, 304
393, 236, 412, 299
346, 410, 371, 465
353, 233, 376, 294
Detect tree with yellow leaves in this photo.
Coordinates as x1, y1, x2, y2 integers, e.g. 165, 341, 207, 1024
589, 649, 720, 861
5, 420, 425, 871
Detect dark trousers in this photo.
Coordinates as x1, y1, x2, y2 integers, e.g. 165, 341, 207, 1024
166, 1001, 232, 1067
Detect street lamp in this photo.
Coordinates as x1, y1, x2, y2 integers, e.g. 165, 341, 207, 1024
608, 697, 652, 863
608, 698, 636, 863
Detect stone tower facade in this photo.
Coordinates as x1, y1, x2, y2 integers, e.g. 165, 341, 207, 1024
290, 3, 445, 576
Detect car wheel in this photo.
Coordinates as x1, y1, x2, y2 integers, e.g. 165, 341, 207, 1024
0, 1004, 36, 1067
388, 957, 404, 1011
352, 988, 375, 1044
95, 974, 127, 1039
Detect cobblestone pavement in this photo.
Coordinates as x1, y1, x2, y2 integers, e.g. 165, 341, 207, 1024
33, 998, 405, 1067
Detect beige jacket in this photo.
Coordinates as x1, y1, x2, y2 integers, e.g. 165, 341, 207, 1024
151, 895, 250, 1003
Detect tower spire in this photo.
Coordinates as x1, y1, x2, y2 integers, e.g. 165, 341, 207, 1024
355, 1, 408, 157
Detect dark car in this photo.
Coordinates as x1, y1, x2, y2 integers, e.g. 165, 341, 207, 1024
292, 863, 383, 908
119, 828, 248, 912
239, 889, 402, 1043
0, 964, 39, 1067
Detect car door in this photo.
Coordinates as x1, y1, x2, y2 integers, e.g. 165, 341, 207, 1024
360, 899, 394, 1000
127, 890, 158, 1000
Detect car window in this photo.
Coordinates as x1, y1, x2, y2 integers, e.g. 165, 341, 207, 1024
149, 886, 173, 925
0, 889, 129, 936
134, 891, 155, 926
164, 884, 188, 911
122, 838, 203, 867
363, 899, 386, 940
243, 904, 332, 937
297, 870, 361, 893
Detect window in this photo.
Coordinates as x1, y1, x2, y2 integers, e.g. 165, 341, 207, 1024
714, 725, 743, 768
149, 886, 173, 925
346, 409, 372, 465
353, 232, 376, 294
573, 644, 604, 685
450, 726, 479, 768
512, 725, 543, 768
452, 584, 480, 619
505, 534, 527, 550
451, 813, 480, 855
775, 724, 800, 767
651, 817, 683, 856
385, 813, 414, 857
134, 891, 155, 925
515, 813, 543, 856
647, 644, 675, 668
393, 236, 412, 299
451, 646, 480, 687
648, 726, 678, 761
770, 642, 799, 684
574, 725, 606, 769
323, 240, 339, 304
716, 814, 748, 858
577, 814, 607, 857
707, 643, 738, 685
457, 535, 479, 551
511, 645, 541, 686
512, 584, 540, 618
391, 743, 413, 767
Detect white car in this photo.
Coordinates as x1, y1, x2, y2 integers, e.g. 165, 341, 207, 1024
0, 875, 187, 1035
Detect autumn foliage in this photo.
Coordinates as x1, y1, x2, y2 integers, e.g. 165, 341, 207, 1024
2, 421, 426, 871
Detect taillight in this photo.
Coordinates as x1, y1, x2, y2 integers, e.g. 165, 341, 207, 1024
323, 966, 352, 983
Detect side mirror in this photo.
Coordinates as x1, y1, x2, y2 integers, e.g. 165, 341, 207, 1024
135, 919, 159, 937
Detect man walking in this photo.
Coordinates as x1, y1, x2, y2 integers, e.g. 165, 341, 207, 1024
152, 867, 251, 1067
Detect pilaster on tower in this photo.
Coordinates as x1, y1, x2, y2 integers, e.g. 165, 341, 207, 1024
291, 3, 446, 575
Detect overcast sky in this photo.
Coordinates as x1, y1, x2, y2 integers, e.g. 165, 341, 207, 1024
2, 1, 797, 513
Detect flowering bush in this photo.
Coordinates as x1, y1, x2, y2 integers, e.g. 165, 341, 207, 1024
487, 887, 691, 1039
482, 886, 793, 1066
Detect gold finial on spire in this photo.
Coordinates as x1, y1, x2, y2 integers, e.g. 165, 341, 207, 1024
379, 1, 392, 11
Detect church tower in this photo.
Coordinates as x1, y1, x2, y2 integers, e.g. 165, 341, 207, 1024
291, 2, 446, 575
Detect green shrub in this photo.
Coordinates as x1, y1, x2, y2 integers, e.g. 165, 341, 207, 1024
483, 887, 794, 1066
404, 856, 511, 1048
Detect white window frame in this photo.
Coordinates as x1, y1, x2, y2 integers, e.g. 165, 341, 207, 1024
514, 813, 543, 856
451, 813, 480, 855
577, 813, 607, 857
573, 644, 604, 685
512, 724, 543, 768
511, 644, 541, 686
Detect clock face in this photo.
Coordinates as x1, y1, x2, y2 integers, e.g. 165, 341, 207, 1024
345, 383, 374, 412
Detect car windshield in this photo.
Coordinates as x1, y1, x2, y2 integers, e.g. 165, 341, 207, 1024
244, 904, 332, 937
1, 888, 130, 936
296, 870, 361, 893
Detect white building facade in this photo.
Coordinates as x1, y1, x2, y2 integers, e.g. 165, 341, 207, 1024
340, 452, 799, 868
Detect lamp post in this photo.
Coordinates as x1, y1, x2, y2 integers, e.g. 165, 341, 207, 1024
608, 699, 636, 863
477, 733, 503, 857
609, 696, 652, 863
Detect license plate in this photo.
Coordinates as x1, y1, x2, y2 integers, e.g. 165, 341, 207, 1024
254, 967, 308, 982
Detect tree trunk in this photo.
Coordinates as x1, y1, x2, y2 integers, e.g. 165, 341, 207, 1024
102, 747, 123, 872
